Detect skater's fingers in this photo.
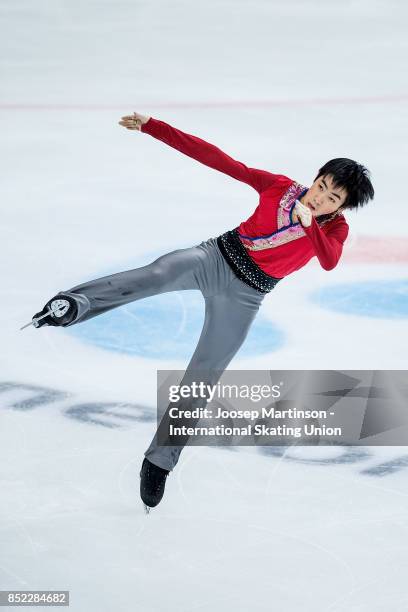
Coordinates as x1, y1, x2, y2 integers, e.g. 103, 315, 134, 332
118, 122, 140, 130
120, 117, 141, 125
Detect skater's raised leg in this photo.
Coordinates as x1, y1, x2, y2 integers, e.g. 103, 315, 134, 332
29, 240, 229, 328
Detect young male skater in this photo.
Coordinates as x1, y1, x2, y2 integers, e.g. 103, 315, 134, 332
28, 112, 374, 510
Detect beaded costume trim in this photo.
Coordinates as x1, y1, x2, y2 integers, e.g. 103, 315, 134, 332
239, 181, 308, 251
277, 181, 308, 228
239, 182, 343, 252
216, 229, 282, 294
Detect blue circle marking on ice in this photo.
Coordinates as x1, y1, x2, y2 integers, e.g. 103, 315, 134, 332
310, 279, 408, 319
67, 290, 284, 359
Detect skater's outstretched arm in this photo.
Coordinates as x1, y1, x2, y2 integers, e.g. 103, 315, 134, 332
119, 112, 278, 194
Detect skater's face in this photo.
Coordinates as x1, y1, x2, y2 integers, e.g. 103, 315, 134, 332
300, 174, 347, 217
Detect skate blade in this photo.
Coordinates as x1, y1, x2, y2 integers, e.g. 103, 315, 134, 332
20, 320, 35, 331
20, 308, 53, 331
20, 304, 65, 331
143, 503, 151, 515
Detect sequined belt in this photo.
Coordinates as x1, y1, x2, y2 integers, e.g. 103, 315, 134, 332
216, 228, 282, 294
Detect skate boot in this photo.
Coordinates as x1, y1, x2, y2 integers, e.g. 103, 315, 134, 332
28, 294, 78, 329
140, 458, 169, 513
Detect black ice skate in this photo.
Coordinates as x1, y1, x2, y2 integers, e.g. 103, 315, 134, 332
140, 458, 169, 513
20, 294, 78, 330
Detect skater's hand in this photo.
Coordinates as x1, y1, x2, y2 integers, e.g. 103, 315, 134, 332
118, 112, 150, 131
293, 201, 312, 228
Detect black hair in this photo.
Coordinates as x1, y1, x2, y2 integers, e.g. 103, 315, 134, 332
314, 158, 374, 213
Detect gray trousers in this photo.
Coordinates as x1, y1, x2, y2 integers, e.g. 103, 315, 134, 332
61, 237, 266, 471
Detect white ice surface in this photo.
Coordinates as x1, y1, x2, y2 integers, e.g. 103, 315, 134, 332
1, 0, 408, 610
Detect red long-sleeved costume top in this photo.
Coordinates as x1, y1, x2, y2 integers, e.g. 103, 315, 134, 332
141, 117, 349, 278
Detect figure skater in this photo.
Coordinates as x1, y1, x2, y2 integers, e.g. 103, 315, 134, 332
27, 112, 374, 510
